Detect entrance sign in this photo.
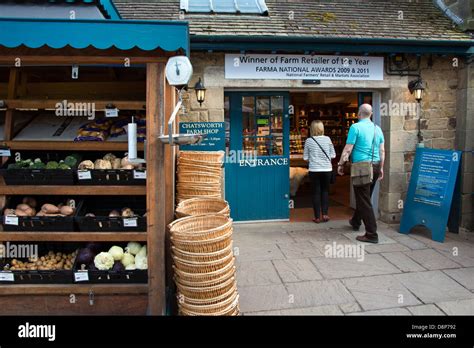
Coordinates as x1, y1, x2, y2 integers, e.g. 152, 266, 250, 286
400, 148, 462, 243
179, 122, 225, 151
225, 54, 384, 81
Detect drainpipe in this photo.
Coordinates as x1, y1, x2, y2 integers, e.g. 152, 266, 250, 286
433, 0, 464, 26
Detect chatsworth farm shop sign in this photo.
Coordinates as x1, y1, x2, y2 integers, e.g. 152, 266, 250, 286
225, 54, 384, 81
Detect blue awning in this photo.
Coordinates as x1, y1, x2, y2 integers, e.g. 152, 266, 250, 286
0, 18, 189, 54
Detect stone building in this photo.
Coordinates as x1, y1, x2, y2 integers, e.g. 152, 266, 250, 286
115, 0, 473, 232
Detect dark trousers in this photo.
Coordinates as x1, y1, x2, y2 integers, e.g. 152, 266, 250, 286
309, 171, 332, 219
351, 163, 381, 237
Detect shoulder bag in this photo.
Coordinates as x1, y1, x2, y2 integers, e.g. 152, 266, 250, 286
350, 124, 376, 187
311, 137, 336, 184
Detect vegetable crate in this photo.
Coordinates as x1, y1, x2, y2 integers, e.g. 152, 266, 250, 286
76, 168, 146, 186
73, 268, 147, 284
2, 197, 83, 232
75, 197, 146, 232
0, 269, 73, 284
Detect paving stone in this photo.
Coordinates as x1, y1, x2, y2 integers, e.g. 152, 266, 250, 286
234, 243, 285, 262
289, 229, 352, 242
233, 230, 295, 245
364, 243, 410, 254
310, 254, 401, 279
443, 268, 474, 290
342, 275, 421, 311
436, 299, 474, 315
272, 259, 323, 283
277, 242, 324, 259
407, 304, 445, 316
238, 284, 292, 312
285, 280, 355, 308
392, 235, 428, 250
435, 245, 474, 268
236, 260, 281, 287
394, 271, 474, 303
244, 305, 344, 316
349, 308, 412, 315
339, 302, 362, 314
403, 249, 462, 270
343, 231, 397, 245
381, 252, 426, 272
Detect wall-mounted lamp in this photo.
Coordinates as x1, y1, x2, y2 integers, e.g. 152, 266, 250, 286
408, 77, 425, 103
193, 78, 206, 106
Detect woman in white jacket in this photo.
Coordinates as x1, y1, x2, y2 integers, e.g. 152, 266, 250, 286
303, 120, 336, 223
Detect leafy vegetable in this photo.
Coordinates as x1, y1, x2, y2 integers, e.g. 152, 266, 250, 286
121, 252, 135, 267
94, 252, 114, 270
46, 161, 59, 170
108, 246, 124, 261
125, 242, 141, 256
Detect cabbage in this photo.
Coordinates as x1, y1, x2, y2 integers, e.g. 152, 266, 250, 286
121, 252, 135, 267
108, 246, 124, 261
135, 255, 148, 270
125, 264, 136, 270
136, 245, 147, 258
125, 242, 141, 256
94, 252, 114, 270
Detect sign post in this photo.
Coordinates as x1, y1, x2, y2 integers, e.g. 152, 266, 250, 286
400, 148, 462, 243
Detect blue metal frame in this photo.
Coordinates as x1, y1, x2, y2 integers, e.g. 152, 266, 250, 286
0, 17, 190, 54
225, 91, 290, 221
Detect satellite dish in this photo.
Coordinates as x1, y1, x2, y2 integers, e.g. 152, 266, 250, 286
165, 56, 193, 89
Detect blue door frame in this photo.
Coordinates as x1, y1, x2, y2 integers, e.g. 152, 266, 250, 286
225, 91, 290, 221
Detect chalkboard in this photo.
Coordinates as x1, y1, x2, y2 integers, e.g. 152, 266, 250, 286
179, 122, 225, 151
400, 148, 462, 243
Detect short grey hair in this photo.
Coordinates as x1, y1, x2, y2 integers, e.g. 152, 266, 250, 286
358, 103, 373, 118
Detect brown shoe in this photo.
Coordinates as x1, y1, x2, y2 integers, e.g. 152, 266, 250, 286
356, 234, 378, 244
313, 218, 321, 224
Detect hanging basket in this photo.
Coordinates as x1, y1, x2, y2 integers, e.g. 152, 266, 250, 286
175, 198, 230, 219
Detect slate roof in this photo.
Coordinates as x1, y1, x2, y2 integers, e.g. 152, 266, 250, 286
114, 0, 472, 42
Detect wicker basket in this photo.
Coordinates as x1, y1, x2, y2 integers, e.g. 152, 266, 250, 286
173, 253, 234, 274
177, 172, 222, 184
173, 261, 235, 283
170, 230, 232, 253
179, 291, 239, 316
176, 193, 222, 203
169, 214, 232, 241
178, 151, 225, 163
172, 241, 233, 262
177, 163, 223, 175
174, 263, 236, 287
175, 197, 230, 218
176, 276, 236, 301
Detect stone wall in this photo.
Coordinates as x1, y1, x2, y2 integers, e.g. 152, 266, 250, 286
180, 52, 471, 231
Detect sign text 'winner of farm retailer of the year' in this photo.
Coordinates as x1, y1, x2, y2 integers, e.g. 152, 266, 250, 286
225, 54, 384, 81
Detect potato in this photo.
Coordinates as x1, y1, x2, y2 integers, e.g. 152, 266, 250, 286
41, 204, 59, 214
15, 209, 29, 217
59, 206, 74, 216
36, 211, 46, 217
16, 204, 31, 212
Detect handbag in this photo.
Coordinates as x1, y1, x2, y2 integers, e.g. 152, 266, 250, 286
311, 137, 336, 184
351, 124, 377, 187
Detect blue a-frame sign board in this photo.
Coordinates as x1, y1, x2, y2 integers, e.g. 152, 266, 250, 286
400, 148, 462, 243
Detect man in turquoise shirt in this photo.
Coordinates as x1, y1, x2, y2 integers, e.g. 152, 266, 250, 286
337, 104, 385, 243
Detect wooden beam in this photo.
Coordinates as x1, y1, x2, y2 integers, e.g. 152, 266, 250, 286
5, 141, 144, 152
0, 56, 167, 66
146, 62, 166, 315
4, 68, 20, 141
0, 232, 147, 242
4, 99, 146, 110
0, 185, 146, 195
0, 284, 147, 296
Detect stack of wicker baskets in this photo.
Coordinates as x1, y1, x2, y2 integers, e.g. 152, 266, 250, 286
169, 198, 239, 316
176, 151, 224, 203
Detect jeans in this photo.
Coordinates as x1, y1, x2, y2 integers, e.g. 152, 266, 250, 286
351, 163, 381, 238
309, 171, 332, 219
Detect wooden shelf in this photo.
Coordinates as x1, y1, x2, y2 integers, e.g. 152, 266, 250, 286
4, 99, 146, 110
0, 185, 146, 195
0, 283, 147, 295
0, 231, 147, 242
4, 140, 144, 151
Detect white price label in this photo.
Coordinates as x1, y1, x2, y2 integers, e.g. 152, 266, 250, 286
4, 216, 19, 226
74, 271, 89, 282
123, 218, 138, 227
78, 170, 92, 180
0, 272, 14, 281
105, 108, 119, 118
0, 149, 11, 157
133, 170, 146, 179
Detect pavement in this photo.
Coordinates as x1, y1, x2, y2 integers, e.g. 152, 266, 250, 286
233, 220, 474, 315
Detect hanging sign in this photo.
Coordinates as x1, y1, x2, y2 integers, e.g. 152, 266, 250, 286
400, 148, 462, 243
225, 54, 384, 80
179, 122, 225, 151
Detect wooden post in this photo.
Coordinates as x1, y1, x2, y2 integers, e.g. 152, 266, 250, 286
4, 68, 19, 141
146, 63, 166, 315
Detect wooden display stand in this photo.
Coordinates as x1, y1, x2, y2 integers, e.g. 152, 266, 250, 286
0, 51, 176, 315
